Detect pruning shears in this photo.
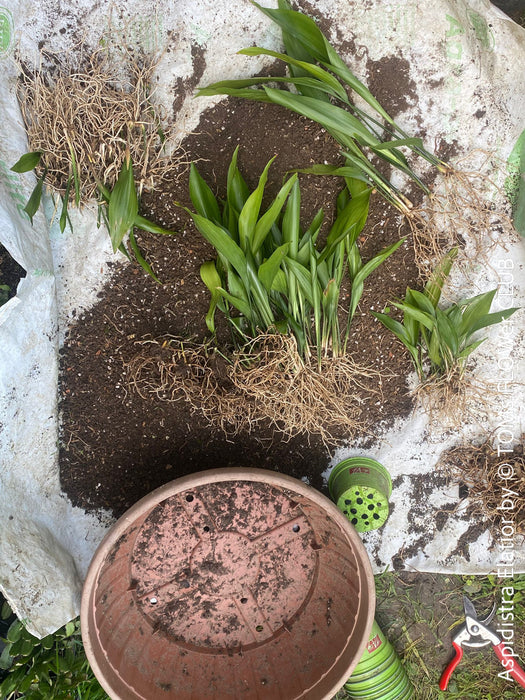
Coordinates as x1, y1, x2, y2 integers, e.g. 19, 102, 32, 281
440, 595, 525, 691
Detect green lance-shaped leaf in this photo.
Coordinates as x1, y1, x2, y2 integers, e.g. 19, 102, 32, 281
128, 229, 160, 283
371, 311, 421, 372
466, 306, 520, 337
59, 177, 72, 233
24, 168, 47, 224
134, 215, 177, 236
297, 207, 324, 265
424, 247, 458, 308
403, 288, 421, 347
435, 307, 460, 359
10, 151, 42, 173
427, 324, 445, 370
348, 237, 405, 321
239, 46, 348, 101
200, 260, 224, 333
196, 83, 275, 102
217, 286, 253, 322
457, 289, 497, 338
226, 146, 250, 216
108, 153, 138, 252
252, 0, 393, 122
285, 257, 316, 306
258, 243, 290, 291
252, 173, 297, 254
189, 162, 221, 223
392, 299, 436, 332
407, 288, 438, 317
238, 155, 276, 252
263, 87, 378, 148
456, 339, 486, 360
185, 209, 247, 279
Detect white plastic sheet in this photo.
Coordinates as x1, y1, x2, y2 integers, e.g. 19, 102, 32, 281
0, 0, 524, 635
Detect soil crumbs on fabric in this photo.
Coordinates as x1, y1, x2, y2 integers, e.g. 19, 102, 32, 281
59, 98, 418, 518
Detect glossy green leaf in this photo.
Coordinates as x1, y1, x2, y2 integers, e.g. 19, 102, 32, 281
1, 600, 12, 620
189, 162, 221, 223
10, 151, 42, 173
467, 307, 519, 336
373, 137, 425, 150
424, 247, 458, 308
371, 312, 414, 348
407, 288, 437, 317
134, 215, 177, 236
239, 46, 348, 101
456, 339, 485, 359
271, 268, 288, 295
196, 83, 275, 102
458, 289, 496, 336
0, 644, 12, 671
252, 0, 392, 121
252, 174, 297, 254
263, 88, 377, 147
285, 257, 316, 306
6, 621, 23, 644
349, 238, 405, 320
258, 243, 289, 291
186, 210, 247, 278
128, 230, 160, 283
226, 147, 251, 225
435, 308, 459, 357
59, 177, 72, 233
200, 261, 223, 333
24, 170, 47, 224
108, 155, 138, 252
282, 179, 301, 256
238, 156, 276, 251
403, 288, 421, 346
217, 287, 253, 320
392, 301, 436, 331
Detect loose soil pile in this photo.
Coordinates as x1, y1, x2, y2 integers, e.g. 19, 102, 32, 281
59, 97, 418, 517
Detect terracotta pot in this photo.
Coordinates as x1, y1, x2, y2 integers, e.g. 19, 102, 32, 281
81, 468, 375, 699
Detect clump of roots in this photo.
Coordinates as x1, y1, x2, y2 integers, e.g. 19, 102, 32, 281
126, 333, 383, 446
407, 151, 517, 279
17, 45, 177, 204
411, 365, 496, 429
441, 438, 525, 535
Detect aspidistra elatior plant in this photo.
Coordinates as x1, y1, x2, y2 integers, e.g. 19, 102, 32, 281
198, 0, 451, 216
11, 150, 175, 281
372, 248, 520, 380
183, 147, 404, 362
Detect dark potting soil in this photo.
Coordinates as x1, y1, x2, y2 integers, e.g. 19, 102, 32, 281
59, 97, 419, 518
0, 244, 25, 301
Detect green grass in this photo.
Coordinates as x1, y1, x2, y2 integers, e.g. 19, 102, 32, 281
3, 573, 523, 698
365, 572, 525, 699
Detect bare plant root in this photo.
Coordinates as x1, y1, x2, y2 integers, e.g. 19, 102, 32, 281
412, 366, 497, 429
17, 45, 180, 204
407, 151, 518, 279
126, 333, 383, 446
441, 438, 525, 535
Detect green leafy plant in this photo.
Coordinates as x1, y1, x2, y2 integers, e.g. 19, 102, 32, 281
0, 603, 107, 699
184, 147, 404, 361
372, 248, 519, 381
0, 284, 10, 306
198, 0, 450, 216
11, 150, 175, 281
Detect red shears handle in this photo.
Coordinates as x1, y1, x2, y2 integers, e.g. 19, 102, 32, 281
493, 641, 525, 688
439, 641, 463, 691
